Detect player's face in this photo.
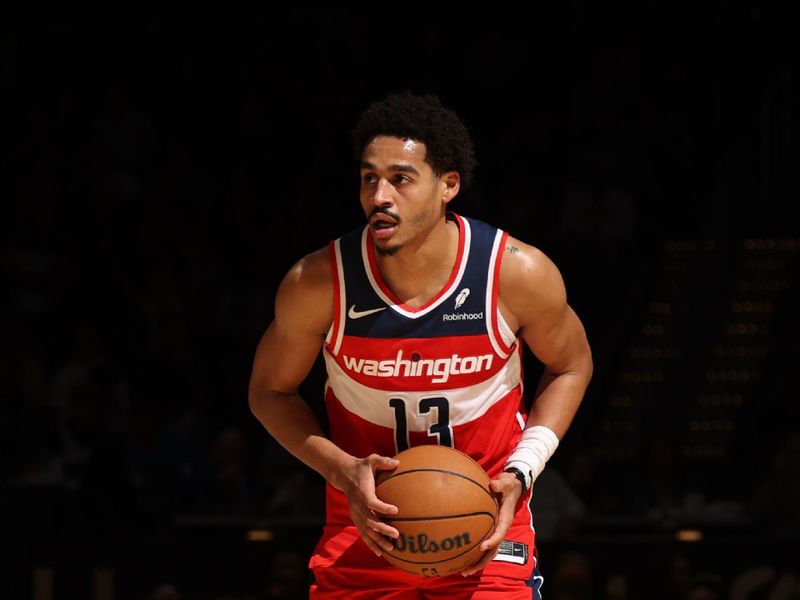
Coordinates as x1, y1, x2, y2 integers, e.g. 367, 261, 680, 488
359, 136, 453, 256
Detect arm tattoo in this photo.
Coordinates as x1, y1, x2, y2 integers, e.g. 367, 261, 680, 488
506, 244, 521, 255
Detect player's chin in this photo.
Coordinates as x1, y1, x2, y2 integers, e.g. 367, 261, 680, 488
374, 241, 401, 257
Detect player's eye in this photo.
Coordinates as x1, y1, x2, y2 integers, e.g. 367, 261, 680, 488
362, 173, 377, 184
394, 175, 411, 185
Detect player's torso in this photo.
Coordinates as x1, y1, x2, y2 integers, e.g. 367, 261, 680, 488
323, 214, 525, 478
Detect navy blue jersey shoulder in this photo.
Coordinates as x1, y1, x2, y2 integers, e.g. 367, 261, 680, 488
336, 215, 502, 340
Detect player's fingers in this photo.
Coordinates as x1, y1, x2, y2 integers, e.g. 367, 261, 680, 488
362, 525, 395, 555
369, 455, 400, 472
479, 526, 506, 553
365, 516, 399, 539
497, 497, 518, 526
473, 514, 513, 567
367, 495, 399, 516
358, 456, 399, 515
360, 530, 388, 557
490, 475, 521, 498
481, 501, 514, 551
460, 546, 498, 576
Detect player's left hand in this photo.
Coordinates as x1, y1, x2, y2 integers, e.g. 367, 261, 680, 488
460, 471, 524, 577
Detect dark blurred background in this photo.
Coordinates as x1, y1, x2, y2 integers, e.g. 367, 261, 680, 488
2, 3, 798, 599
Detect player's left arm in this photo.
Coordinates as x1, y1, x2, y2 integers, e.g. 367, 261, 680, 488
462, 235, 593, 575
503, 236, 593, 437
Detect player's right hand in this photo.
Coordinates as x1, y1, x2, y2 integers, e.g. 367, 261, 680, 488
461, 471, 523, 576
341, 454, 400, 556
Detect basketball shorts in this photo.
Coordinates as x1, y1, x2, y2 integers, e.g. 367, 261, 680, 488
309, 525, 542, 600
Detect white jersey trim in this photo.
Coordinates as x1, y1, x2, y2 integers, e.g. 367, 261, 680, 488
515, 411, 526, 430
498, 310, 516, 349
360, 218, 472, 319
486, 230, 513, 359
325, 239, 347, 355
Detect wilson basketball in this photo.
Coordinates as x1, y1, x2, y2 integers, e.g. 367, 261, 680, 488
375, 445, 498, 577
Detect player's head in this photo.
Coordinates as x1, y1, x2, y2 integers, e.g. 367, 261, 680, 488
351, 92, 477, 189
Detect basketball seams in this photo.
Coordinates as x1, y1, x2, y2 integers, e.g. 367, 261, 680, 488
385, 546, 487, 567
376, 468, 496, 505
385, 511, 495, 523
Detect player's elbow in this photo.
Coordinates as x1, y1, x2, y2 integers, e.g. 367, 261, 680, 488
577, 341, 594, 390
583, 345, 594, 382
248, 385, 263, 420
248, 380, 274, 421
558, 339, 593, 395
248, 382, 291, 424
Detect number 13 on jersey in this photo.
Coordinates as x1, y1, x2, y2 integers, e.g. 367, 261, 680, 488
389, 397, 453, 452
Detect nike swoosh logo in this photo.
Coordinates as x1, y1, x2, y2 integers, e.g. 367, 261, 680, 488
348, 305, 387, 319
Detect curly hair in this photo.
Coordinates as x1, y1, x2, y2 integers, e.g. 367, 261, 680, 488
351, 92, 478, 188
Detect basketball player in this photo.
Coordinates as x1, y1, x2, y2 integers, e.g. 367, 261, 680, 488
249, 92, 593, 599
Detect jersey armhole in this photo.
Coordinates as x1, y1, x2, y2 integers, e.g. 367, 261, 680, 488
325, 239, 346, 356
487, 230, 516, 358
497, 309, 516, 349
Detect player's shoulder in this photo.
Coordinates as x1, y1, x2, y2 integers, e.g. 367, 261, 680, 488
500, 235, 562, 289
277, 246, 333, 307
497, 234, 567, 325
285, 246, 331, 284
272, 246, 334, 334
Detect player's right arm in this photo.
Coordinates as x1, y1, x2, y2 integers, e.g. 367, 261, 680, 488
248, 248, 399, 555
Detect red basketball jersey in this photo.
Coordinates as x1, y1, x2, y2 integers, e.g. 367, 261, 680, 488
311, 214, 536, 582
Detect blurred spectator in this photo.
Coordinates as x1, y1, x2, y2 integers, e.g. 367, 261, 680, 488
197, 426, 250, 514
551, 551, 595, 600
267, 548, 308, 599
563, 451, 623, 515
670, 554, 694, 600
267, 468, 325, 518
751, 430, 800, 536
731, 566, 800, 600
140, 583, 182, 600
604, 573, 629, 600
531, 467, 587, 541
639, 433, 685, 520
45, 323, 131, 490
685, 573, 725, 600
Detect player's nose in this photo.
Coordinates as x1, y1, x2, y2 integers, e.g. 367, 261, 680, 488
372, 178, 394, 206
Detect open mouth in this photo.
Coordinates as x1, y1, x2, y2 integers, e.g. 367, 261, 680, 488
373, 221, 396, 230
369, 215, 404, 240
370, 213, 398, 227
370, 213, 399, 237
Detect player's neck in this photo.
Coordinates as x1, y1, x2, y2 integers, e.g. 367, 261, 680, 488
375, 217, 459, 309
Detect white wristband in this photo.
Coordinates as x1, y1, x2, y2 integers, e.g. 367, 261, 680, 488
504, 425, 559, 490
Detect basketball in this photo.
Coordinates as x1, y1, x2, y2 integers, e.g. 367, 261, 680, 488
374, 445, 498, 577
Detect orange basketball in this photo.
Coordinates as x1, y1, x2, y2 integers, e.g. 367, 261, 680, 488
375, 445, 498, 577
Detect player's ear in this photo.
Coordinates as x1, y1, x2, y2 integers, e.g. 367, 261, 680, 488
440, 171, 460, 205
